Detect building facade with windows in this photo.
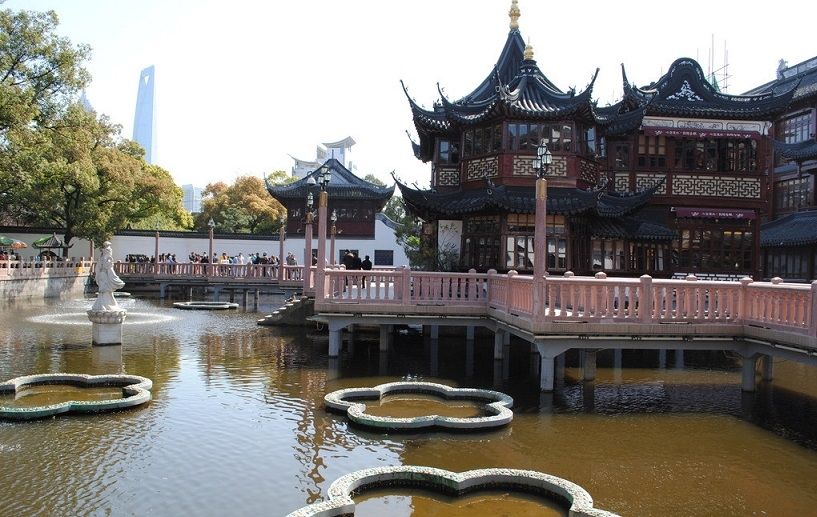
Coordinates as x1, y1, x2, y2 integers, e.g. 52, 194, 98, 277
746, 57, 817, 280
399, 5, 794, 279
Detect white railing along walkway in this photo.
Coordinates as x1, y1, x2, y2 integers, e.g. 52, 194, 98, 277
0, 259, 94, 280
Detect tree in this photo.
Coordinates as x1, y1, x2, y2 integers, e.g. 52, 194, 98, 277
363, 173, 386, 187
0, 8, 90, 203
266, 169, 297, 186
196, 175, 285, 234
13, 105, 190, 251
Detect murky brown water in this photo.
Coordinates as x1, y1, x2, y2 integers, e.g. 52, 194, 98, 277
2, 296, 817, 516
355, 488, 564, 516
0, 384, 124, 408
363, 394, 485, 418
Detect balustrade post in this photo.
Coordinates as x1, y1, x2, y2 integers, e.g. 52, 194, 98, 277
487, 269, 497, 306
400, 265, 410, 305
810, 280, 817, 336
506, 270, 517, 313
468, 268, 477, 300
640, 274, 653, 324
739, 276, 753, 323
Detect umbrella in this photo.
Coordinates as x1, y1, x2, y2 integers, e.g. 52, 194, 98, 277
0, 236, 27, 249
33, 233, 71, 250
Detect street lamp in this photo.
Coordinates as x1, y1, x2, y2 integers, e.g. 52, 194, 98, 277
154, 222, 160, 274
531, 139, 550, 317
278, 215, 286, 281
330, 209, 338, 266
207, 217, 215, 273
303, 189, 314, 289
533, 140, 552, 178
317, 165, 332, 191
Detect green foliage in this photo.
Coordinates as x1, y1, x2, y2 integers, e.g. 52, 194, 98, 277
266, 169, 297, 186
383, 196, 460, 271
363, 173, 386, 187
12, 105, 191, 250
195, 175, 285, 234
0, 7, 189, 248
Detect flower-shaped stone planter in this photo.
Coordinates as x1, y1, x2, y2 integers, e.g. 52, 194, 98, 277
0, 373, 153, 421
173, 301, 239, 310
324, 382, 513, 431
285, 466, 619, 517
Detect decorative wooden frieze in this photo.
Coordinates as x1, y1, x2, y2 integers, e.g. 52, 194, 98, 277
614, 173, 630, 192
579, 158, 599, 184
437, 168, 460, 187
642, 116, 768, 135
512, 155, 567, 176
465, 157, 499, 180
671, 174, 761, 198
635, 173, 667, 194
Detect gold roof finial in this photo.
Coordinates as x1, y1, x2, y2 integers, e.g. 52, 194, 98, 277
524, 42, 534, 60
509, 0, 520, 30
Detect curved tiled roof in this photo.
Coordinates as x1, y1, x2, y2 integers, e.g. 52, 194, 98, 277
266, 158, 394, 202
396, 179, 661, 220
773, 140, 817, 162
761, 211, 817, 247
642, 58, 796, 120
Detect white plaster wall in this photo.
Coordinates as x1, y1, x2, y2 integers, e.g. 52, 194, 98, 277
3, 217, 409, 266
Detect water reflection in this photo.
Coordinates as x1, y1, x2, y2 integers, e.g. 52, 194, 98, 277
2, 300, 817, 515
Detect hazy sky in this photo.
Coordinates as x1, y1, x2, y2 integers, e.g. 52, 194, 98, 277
8, 0, 814, 189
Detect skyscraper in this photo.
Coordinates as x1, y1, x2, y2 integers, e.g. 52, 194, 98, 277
133, 65, 156, 164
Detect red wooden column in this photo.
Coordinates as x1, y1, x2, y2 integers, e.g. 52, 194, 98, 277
316, 190, 328, 300
533, 177, 548, 318
303, 211, 313, 291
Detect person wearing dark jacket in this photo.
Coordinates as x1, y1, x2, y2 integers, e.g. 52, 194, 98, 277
361, 256, 372, 270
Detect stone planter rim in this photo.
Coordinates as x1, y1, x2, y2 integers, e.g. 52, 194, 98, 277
325, 381, 513, 431
0, 373, 152, 421
285, 465, 619, 517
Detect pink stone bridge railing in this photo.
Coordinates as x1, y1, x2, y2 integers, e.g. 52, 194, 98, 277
317, 268, 816, 342
0, 259, 94, 280
114, 261, 305, 282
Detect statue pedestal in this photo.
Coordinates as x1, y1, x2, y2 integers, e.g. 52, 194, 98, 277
87, 309, 127, 346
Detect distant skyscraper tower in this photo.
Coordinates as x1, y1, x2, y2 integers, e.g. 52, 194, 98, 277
133, 65, 156, 163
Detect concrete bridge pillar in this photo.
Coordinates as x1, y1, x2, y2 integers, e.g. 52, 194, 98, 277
229, 290, 235, 303
555, 353, 565, 384
466, 340, 475, 377
242, 290, 249, 308
466, 325, 475, 342
536, 344, 569, 392
379, 350, 388, 376
430, 339, 439, 377
187, 286, 193, 300
741, 354, 758, 392
159, 283, 167, 299
762, 354, 774, 382
614, 349, 623, 384
674, 349, 685, 369
379, 325, 391, 352
329, 329, 342, 357
581, 350, 597, 382
430, 325, 439, 340
254, 289, 259, 308
658, 349, 667, 369
493, 329, 504, 360
213, 287, 221, 301
503, 331, 511, 346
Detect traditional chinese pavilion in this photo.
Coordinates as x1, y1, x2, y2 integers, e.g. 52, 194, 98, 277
266, 158, 394, 238
399, 1, 795, 279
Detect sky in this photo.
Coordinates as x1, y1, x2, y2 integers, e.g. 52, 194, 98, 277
8, 0, 815, 190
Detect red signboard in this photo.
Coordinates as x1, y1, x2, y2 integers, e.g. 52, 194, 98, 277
674, 207, 756, 220
644, 127, 761, 140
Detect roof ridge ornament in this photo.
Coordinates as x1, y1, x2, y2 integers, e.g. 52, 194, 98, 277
523, 41, 534, 61
509, 0, 520, 30
666, 79, 704, 101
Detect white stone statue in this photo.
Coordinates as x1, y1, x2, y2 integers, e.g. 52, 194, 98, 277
92, 241, 126, 312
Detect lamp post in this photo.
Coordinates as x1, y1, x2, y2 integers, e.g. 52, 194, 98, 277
278, 216, 286, 281
330, 209, 338, 266
315, 166, 332, 300
303, 189, 314, 291
154, 222, 160, 274
532, 140, 552, 317
207, 217, 215, 275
